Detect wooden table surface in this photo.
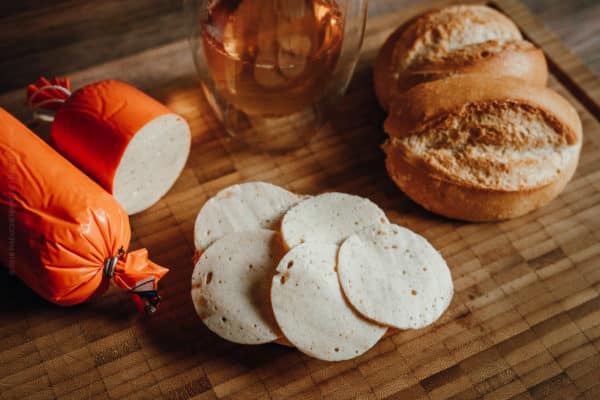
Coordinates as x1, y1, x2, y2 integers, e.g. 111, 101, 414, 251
0, 0, 598, 93
1, 1, 600, 400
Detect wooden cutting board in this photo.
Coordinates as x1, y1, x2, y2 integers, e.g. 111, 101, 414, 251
1, 0, 599, 399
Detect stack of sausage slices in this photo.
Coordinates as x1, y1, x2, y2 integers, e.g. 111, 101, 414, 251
191, 182, 453, 361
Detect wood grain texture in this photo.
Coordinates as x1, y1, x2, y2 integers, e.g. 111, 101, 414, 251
0, 0, 187, 92
0, 0, 599, 92
1, 0, 600, 399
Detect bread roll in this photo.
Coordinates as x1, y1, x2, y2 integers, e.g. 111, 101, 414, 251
383, 75, 582, 221
374, 5, 547, 110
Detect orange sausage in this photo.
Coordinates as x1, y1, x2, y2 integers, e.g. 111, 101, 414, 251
0, 108, 168, 309
50, 80, 191, 215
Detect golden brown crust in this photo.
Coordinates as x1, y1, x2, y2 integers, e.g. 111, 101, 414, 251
374, 16, 417, 110
393, 41, 548, 93
381, 75, 583, 221
384, 74, 581, 146
373, 5, 547, 110
383, 140, 580, 222
412, 40, 535, 68
376, 6, 580, 221
392, 5, 522, 69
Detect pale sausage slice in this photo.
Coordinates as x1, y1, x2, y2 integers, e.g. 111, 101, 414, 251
194, 182, 302, 251
280, 192, 388, 249
191, 230, 283, 344
270, 243, 387, 361
337, 224, 453, 329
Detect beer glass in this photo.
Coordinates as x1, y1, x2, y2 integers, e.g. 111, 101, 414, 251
186, 0, 368, 151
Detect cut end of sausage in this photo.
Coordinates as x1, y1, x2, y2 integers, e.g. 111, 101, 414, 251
112, 113, 191, 215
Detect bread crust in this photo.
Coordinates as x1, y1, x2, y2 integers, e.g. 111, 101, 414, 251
376, 6, 580, 221
394, 5, 522, 67
382, 75, 583, 221
384, 74, 581, 146
399, 42, 546, 91
374, 17, 415, 109
373, 5, 547, 110
383, 140, 580, 221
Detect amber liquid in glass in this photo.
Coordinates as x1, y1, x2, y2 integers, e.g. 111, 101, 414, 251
202, 0, 344, 117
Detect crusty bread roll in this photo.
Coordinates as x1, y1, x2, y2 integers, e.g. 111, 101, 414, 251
383, 75, 582, 221
374, 5, 548, 110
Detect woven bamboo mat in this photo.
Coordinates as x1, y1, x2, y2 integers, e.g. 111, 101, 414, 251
1, 0, 599, 399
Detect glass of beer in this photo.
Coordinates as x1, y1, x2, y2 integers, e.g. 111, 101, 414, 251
186, 0, 368, 152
